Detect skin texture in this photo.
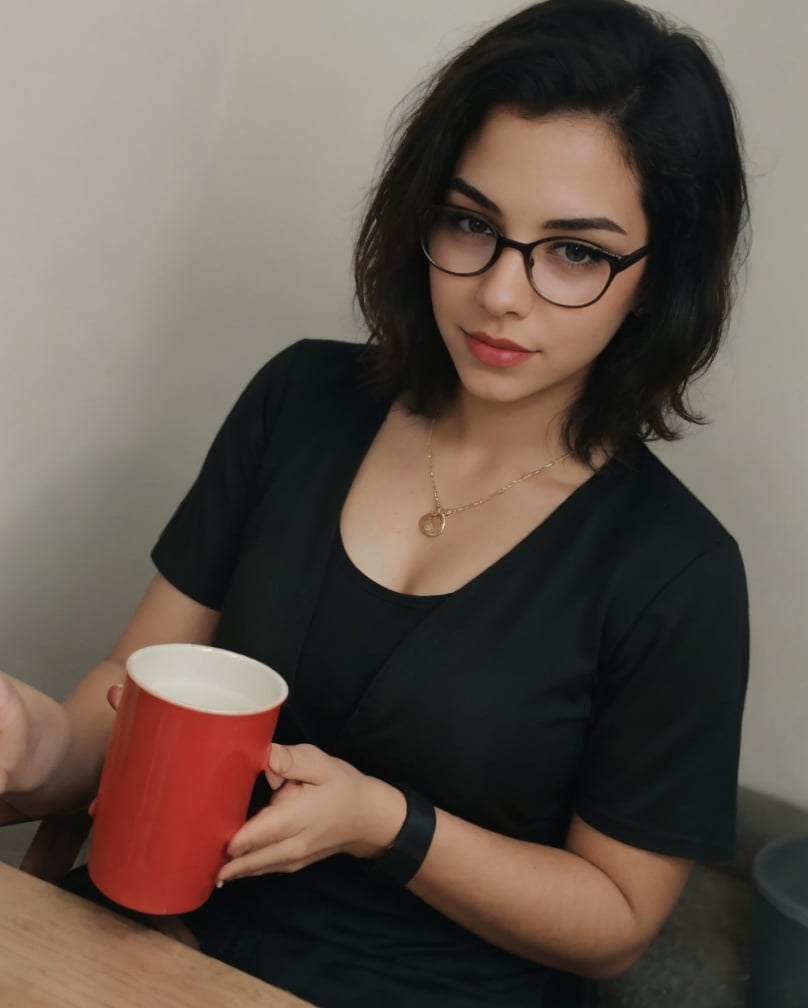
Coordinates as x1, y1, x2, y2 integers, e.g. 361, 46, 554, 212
0, 111, 692, 981
430, 110, 648, 417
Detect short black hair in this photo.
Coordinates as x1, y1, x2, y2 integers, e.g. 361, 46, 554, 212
354, 0, 748, 464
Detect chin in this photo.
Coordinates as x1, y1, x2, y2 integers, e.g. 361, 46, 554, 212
454, 365, 546, 405
450, 354, 586, 414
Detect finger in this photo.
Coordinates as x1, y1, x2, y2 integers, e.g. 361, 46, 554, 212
264, 766, 286, 791
267, 743, 328, 785
227, 796, 300, 858
266, 742, 292, 779
106, 684, 123, 711
223, 822, 306, 876
219, 833, 337, 883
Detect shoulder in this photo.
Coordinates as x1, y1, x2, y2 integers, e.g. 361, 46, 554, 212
592, 445, 746, 638
604, 443, 740, 559
238, 339, 377, 433
258, 338, 368, 386
254, 338, 373, 403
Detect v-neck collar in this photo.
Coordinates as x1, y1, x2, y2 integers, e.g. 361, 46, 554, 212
277, 385, 627, 701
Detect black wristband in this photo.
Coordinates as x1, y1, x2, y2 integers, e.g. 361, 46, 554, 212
368, 786, 436, 885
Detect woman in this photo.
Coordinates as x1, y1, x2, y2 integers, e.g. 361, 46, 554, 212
0, 1, 749, 1005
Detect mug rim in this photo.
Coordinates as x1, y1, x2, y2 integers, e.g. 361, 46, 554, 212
126, 643, 289, 716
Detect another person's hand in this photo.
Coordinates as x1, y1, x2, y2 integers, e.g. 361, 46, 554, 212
0, 672, 30, 794
106, 683, 123, 712
218, 743, 406, 883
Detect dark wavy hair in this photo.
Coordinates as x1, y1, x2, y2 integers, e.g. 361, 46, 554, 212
354, 0, 748, 465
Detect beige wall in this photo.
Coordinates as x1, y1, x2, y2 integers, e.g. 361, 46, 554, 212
1, 2, 805, 805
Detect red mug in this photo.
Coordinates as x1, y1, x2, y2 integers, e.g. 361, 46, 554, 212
87, 643, 288, 914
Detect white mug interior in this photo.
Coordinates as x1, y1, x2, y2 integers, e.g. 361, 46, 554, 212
126, 643, 289, 715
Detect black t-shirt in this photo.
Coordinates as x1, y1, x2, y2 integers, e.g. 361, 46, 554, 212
293, 530, 444, 752
152, 339, 749, 1008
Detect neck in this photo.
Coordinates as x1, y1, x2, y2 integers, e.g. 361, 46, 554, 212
439, 387, 571, 467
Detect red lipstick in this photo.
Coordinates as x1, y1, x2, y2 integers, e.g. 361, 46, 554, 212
464, 331, 535, 368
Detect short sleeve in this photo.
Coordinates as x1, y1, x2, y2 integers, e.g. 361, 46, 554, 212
151, 342, 301, 609
574, 539, 749, 862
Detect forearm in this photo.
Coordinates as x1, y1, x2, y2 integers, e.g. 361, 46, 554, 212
5, 660, 120, 817
3, 577, 219, 818
224, 747, 652, 980
406, 808, 641, 980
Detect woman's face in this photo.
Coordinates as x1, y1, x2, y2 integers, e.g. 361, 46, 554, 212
428, 109, 649, 413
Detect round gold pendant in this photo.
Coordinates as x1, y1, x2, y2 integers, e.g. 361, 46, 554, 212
419, 511, 446, 537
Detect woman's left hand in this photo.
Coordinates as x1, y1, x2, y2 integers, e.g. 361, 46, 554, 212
218, 743, 406, 884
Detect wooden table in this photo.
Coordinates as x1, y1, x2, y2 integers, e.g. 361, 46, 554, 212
0, 861, 314, 1007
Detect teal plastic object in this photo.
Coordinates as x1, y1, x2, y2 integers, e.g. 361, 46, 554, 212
748, 834, 808, 1007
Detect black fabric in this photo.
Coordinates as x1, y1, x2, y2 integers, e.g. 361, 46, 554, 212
184, 857, 588, 1008
151, 338, 749, 1007
291, 531, 443, 752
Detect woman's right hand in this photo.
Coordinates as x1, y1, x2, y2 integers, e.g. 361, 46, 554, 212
0, 671, 33, 794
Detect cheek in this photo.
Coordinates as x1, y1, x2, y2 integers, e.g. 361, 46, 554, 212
428, 270, 441, 313
585, 313, 629, 355
428, 270, 466, 335
545, 305, 633, 368
428, 269, 453, 313
576, 281, 643, 353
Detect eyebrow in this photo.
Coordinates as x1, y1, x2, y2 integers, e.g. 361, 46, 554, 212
447, 177, 628, 236
543, 216, 627, 236
448, 177, 501, 214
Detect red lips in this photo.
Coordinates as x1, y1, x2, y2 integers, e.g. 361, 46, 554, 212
465, 331, 531, 352
463, 330, 535, 368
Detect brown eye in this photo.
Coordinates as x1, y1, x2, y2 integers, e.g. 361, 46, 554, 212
547, 242, 604, 268
449, 211, 495, 237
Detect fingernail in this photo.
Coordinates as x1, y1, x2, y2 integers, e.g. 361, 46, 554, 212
216, 879, 225, 889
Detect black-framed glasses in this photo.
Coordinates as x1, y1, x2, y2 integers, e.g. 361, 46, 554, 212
421, 205, 649, 309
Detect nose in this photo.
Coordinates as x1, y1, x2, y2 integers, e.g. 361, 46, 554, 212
474, 245, 535, 318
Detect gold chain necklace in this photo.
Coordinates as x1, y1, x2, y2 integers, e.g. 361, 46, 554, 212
417, 420, 570, 537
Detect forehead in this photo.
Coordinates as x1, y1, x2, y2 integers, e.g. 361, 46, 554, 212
453, 109, 647, 238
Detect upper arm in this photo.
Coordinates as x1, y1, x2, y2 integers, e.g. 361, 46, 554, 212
65, 574, 217, 773
66, 573, 217, 732
67, 571, 220, 713
107, 572, 220, 666
14, 574, 220, 813
573, 543, 747, 869
558, 545, 744, 973
565, 812, 693, 970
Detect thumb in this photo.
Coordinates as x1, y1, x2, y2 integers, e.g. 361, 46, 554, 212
106, 684, 123, 711
267, 742, 326, 787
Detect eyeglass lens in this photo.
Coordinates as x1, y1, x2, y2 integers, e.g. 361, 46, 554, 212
424, 206, 614, 308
